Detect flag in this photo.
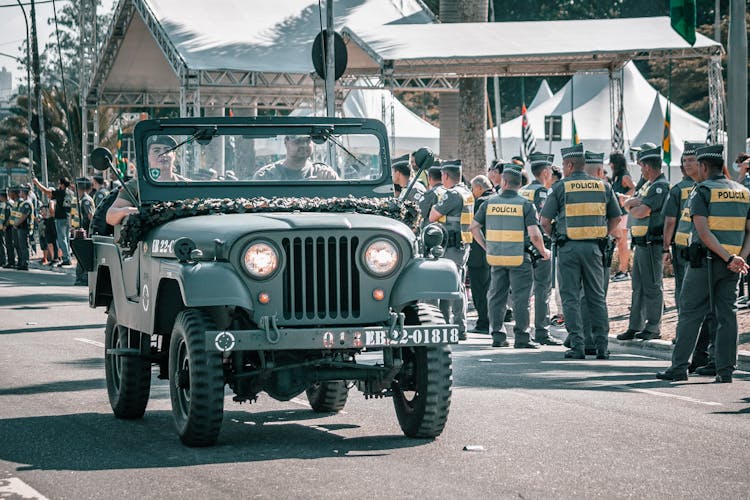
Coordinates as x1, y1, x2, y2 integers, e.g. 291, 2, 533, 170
670, 0, 696, 46
663, 104, 672, 165
572, 118, 580, 145
612, 107, 624, 151
521, 103, 537, 161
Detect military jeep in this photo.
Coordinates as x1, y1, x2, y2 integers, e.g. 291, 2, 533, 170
84, 117, 462, 446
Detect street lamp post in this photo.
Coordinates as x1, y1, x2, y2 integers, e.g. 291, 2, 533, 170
15, 0, 35, 181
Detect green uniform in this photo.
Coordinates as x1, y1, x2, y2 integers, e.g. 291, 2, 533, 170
418, 183, 445, 228
670, 175, 750, 377
3, 199, 15, 266
402, 180, 426, 205
628, 173, 669, 335
475, 189, 538, 345
519, 180, 554, 342
15, 197, 34, 268
664, 176, 695, 307
540, 171, 621, 354
433, 182, 474, 334
93, 187, 110, 207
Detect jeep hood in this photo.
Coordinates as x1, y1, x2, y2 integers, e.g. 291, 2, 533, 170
146, 212, 416, 256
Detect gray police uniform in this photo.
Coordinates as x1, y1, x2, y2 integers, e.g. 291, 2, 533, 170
475, 188, 538, 345
93, 187, 110, 207
467, 188, 495, 332
15, 195, 34, 268
0, 196, 8, 266
519, 179, 553, 342
669, 167, 750, 378
540, 148, 621, 356
74, 193, 95, 285
628, 164, 669, 336
419, 176, 446, 228
664, 175, 695, 307
3, 197, 16, 267
402, 180, 426, 205
433, 178, 474, 335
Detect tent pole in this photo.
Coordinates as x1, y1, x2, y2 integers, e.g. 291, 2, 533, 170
489, 1, 502, 158
486, 93, 497, 160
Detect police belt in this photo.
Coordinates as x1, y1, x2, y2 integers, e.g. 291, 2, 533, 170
632, 235, 663, 247
679, 243, 725, 268
446, 231, 465, 249
554, 236, 607, 248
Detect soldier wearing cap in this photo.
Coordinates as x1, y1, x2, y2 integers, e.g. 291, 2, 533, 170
419, 166, 446, 228
540, 143, 621, 359
471, 163, 550, 348
4, 186, 20, 268
392, 160, 426, 205
615, 146, 670, 341
657, 144, 750, 383
73, 178, 95, 285
12, 185, 34, 270
518, 152, 560, 345
0, 189, 10, 267
429, 161, 474, 339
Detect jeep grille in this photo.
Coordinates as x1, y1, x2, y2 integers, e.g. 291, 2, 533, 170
281, 236, 361, 320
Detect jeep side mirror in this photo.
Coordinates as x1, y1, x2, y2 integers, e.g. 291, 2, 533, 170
90, 147, 114, 172
401, 147, 435, 202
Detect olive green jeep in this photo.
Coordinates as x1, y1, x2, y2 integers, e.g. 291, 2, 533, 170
83, 117, 461, 446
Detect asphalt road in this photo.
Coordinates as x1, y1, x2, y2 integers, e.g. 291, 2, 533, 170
1, 267, 749, 499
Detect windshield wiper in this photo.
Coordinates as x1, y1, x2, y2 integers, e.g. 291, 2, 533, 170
324, 133, 369, 171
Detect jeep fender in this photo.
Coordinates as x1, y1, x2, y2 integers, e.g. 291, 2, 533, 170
389, 258, 462, 312
159, 261, 253, 309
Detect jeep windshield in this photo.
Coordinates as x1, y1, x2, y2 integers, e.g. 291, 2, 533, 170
143, 128, 382, 184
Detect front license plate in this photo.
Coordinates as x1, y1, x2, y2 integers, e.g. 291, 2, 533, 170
365, 326, 460, 347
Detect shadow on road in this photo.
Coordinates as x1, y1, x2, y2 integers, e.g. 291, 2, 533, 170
0, 409, 427, 471
0, 293, 87, 307
0, 324, 105, 335
0, 378, 105, 396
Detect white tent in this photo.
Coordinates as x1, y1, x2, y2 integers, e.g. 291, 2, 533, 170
486, 62, 711, 180
528, 80, 554, 110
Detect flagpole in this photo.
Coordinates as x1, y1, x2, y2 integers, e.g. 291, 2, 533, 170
667, 60, 672, 181
571, 74, 575, 145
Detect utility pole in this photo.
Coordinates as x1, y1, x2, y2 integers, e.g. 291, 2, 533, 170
29, 0, 48, 185
15, 1, 33, 173
714, 0, 720, 42
727, 0, 747, 162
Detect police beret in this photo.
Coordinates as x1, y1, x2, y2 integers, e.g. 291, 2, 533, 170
427, 165, 443, 176
146, 135, 177, 149
8, 185, 20, 193
76, 177, 92, 189
440, 160, 462, 175
503, 163, 523, 177
528, 152, 554, 168
560, 144, 584, 159
682, 141, 706, 157
637, 146, 662, 162
696, 144, 724, 161
584, 151, 605, 164
92, 174, 105, 185
19, 184, 31, 192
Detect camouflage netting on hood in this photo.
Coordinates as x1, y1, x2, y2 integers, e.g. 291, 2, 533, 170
118, 196, 419, 254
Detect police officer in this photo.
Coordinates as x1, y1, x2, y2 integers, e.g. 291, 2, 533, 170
487, 160, 503, 192
467, 175, 495, 334
392, 160, 426, 204
0, 189, 9, 267
73, 178, 95, 286
91, 175, 109, 207
518, 152, 560, 345
657, 144, 750, 383
429, 161, 474, 339
540, 143, 622, 359
13, 185, 34, 270
470, 164, 550, 348
616, 146, 670, 341
419, 166, 446, 228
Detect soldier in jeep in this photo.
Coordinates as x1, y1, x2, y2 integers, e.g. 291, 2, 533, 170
253, 135, 339, 181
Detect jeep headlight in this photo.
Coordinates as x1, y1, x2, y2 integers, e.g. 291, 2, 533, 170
243, 242, 279, 279
363, 239, 399, 277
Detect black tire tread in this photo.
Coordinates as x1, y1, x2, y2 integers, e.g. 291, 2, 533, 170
393, 303, 453, 438
105, 302, 151, 419
306, 381, 349, 412
169, 308, 224, 447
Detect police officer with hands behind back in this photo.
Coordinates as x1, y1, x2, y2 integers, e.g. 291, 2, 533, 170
616, 146, 670, 341
519, 152, 561, 345
540, 143, 622, 359
657, 144, 750, 383
429, 161, 474, 340
471, 164, 551, 348
419, 166, 446, 228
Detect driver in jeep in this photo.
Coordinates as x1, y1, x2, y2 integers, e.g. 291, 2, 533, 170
106, 135, 178, 225
253, 135, 339, 181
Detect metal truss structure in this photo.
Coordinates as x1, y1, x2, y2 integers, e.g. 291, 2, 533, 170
707, 55, 726, 145
608, 67, 624, 152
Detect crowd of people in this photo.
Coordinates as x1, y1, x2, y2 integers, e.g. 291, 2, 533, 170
397, 142, 750, 383
0, 173, 116, 285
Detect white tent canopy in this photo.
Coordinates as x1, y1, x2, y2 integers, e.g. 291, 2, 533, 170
486, 62, 711, 180
529, 80, 553, 109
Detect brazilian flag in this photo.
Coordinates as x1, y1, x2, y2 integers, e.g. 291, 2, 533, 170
663, 104, 672, 165
670, 0, 696, 46
116, 128, 126, 175
572, 118, 580, 145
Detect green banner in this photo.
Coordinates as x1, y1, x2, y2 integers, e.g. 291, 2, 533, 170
670, 0, 696, 46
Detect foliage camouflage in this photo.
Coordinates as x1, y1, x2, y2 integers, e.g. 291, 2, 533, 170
118, 196, 420, 254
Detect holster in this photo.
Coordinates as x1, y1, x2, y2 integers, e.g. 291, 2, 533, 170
554, 236, 568, 249
525, 244, 542, 266
599, 238, 615, 268
686, 242, 707, 268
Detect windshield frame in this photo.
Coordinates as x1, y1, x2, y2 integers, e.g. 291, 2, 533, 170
132, 117, 393, 204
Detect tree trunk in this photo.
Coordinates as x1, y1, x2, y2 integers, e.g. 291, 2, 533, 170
439, 0, 487, 182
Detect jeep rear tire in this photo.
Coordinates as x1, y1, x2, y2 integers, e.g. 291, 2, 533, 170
168, 308, 225, 447
392, 303, 452, 438
104, 302, 151, 419
306, 381, 349, 412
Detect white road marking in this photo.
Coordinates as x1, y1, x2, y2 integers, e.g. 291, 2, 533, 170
0, 477, 50, 500
591, 380, 723, 406
74, 337, 105, 348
